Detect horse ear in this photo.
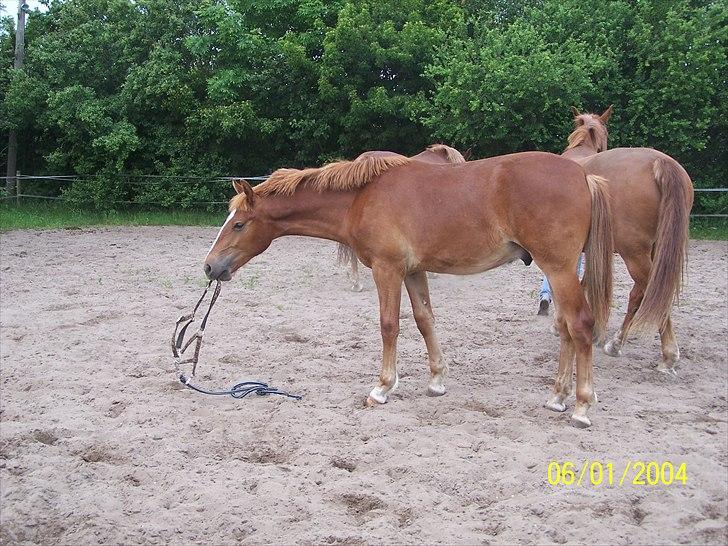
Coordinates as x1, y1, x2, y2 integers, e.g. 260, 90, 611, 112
571, 106, 581, 118
600, 104, 614, 124
232, 179, 255, 206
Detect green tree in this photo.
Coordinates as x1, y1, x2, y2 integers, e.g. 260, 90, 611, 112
422, 15, 612, 156
317, 0, 465, 158
0, 0, 724, 213
622, 0, 725, 188
422, 0, 725, 197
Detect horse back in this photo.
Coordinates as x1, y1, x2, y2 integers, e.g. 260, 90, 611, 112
349, 152, 591, 272
580, 147, 693, 251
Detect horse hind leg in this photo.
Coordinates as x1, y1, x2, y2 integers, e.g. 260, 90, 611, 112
547, 270, 597, 427
545, 311, 574, 412
404, 271, 446, 396
549, 306, 561, 337
657, 315, 680, 375
603, 251, 650, 358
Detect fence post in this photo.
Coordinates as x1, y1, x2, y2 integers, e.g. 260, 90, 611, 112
15, 171, 20, 205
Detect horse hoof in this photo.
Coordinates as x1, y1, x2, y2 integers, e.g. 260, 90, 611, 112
364, 395, 383, 407
603, 340, 622, 357
571, 413, 592, 428
427, 384, 446, 397
537, 299, 550, 316
545, 398, 566, 413
656, 365, 677, 377
662, 349, 680, 366
366, 375, 397, 406
368, 388, 388, 404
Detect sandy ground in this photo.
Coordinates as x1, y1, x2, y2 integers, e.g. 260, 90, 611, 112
0, 226, 726, 545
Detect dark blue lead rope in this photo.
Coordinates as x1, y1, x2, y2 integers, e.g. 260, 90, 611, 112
179, 374, 302, 400
172, 281, 302, 402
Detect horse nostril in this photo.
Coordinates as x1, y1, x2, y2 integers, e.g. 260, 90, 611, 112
204, 263, 212, 276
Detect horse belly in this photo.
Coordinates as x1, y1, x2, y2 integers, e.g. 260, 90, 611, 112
420, 240, 523, 275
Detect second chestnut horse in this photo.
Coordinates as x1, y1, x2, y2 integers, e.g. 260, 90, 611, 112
563, 107, 694, 373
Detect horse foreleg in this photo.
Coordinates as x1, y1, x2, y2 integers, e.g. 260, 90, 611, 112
404, 271, 446, 397
365, 265, 404, 406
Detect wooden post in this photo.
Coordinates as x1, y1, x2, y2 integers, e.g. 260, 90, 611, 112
6, 133, 17, 197
6, 1, 27, 196
15, 171, 21, 205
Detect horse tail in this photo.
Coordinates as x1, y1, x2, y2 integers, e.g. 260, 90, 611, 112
627, 157, 693, 335
337, 243, 356, 268
583, 174, 614, 343
337, 243, 362, 290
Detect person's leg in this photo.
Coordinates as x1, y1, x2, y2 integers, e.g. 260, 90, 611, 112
538, 275, 552, 315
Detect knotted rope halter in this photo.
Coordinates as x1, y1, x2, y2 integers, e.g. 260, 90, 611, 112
171, 280, 301, 400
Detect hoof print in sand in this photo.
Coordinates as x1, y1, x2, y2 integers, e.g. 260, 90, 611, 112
32, 430, 58, 446
320, 535, 367, 546
242, 445, 290, 465
340, 493, 385, 522
106, 401, 126, 419
395, 507, 415, 528
464, 400, 503, 418
78, 444, 121, 465
331, 458, 357, 472
385, 466, 412, 480
282, 332, 309, 343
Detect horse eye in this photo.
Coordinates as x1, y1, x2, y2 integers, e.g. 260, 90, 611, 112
233, 222, 245, 231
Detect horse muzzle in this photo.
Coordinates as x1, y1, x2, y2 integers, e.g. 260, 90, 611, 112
204, 257, 233, 281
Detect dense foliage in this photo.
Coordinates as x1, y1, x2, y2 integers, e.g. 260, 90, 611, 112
0, 0, 725, 210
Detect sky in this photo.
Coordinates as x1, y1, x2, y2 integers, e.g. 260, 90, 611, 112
1, 1, 48, 24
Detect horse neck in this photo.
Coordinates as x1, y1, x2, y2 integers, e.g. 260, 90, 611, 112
562, 144, 598, 160
260, 186, 356, 244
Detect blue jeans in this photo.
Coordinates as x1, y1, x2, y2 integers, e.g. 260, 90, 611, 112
540, 254, 585, 302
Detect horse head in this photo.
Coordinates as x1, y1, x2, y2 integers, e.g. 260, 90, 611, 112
204, 179, 275, 281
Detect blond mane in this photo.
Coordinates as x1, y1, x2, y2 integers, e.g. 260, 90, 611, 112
230, 155, 410, 211
566, 114, 609, 153
426, 144, 466, 164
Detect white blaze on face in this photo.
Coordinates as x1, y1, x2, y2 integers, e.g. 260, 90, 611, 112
206, 210, 235, 261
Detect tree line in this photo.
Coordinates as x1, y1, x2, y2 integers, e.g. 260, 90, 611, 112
0, 0, 725, 212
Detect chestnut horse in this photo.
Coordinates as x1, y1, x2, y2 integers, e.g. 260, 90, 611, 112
562, 107, 694, 373
355, 143, 466, 164
339, 144, 466, 290
204, 152, 613, 427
